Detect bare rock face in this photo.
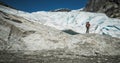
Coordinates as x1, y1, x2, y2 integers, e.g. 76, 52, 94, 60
51, 8, 71, 12
84, 0, 120, 18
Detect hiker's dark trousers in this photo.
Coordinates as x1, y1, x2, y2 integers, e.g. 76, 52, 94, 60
86, 27, 89, 33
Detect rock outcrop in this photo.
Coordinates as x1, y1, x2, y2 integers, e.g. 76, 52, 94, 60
84, 0, 120, 18
51, 8, 71, 12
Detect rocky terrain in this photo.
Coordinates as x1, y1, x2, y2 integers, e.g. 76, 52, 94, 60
84, 0, 120, 18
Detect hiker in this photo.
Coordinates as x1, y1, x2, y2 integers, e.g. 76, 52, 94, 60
86, 22, 90, 33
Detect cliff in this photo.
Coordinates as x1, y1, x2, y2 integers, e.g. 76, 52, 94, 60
84, 0, 120, 18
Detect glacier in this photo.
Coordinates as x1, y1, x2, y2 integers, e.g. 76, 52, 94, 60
0, 10, 120, 56
0, 4, 120, 38
0, 2, 120, 63
0, 3, 120, 60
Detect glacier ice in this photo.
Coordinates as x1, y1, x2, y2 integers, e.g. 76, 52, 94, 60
0, 4, 120, 38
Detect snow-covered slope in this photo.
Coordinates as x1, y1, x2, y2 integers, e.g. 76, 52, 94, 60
0, 4, 120, 38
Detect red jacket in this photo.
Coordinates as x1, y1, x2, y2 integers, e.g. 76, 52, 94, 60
86, 22, 90, 28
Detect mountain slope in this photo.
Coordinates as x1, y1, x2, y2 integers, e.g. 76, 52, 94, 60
84, 0, 120, 18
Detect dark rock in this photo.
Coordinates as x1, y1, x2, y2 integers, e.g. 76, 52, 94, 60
84, 0, 120, 19
51, 8, 71, 12
0, 1, 17, 10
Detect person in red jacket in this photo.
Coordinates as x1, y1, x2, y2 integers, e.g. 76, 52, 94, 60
86, 22, 90, 33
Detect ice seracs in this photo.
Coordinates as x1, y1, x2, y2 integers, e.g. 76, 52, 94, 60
0, 4, 120, 38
